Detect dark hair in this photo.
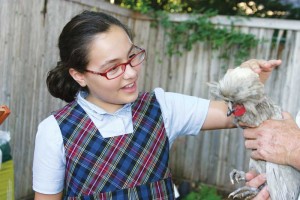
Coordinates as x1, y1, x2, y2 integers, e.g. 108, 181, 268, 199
46, 11, 132, 102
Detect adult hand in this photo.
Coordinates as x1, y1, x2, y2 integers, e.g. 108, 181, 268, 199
240, 59, 282, 83
244, 112, 300, 170
246, 171, 270, 200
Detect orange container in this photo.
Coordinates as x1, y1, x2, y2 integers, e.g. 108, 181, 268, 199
0, 105, 10, 125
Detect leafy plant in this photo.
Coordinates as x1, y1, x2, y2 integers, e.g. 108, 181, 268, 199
115, 1, 261, 65
151, 10, 259, 64
183, 184, 222, 200
108, 0, 300, 20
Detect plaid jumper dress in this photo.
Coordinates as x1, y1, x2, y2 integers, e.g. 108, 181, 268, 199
54, 92, 175, 199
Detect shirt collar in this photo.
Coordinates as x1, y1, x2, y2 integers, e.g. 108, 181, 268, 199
77, 91, 132, 116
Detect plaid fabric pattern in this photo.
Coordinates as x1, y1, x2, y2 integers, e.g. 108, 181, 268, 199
54, 92, 174, 199
66, 177, 174, 200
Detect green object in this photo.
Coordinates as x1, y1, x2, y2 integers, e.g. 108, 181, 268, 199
0, 142, 12, 162
0, 160, 14, 200
184, 184, 222, 200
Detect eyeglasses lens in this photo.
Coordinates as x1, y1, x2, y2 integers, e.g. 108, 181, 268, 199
107, 50, 146, 80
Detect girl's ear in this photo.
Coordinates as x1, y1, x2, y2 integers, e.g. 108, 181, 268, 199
69, 68, 87, 87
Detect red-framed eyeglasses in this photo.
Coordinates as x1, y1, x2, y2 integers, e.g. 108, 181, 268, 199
85, 46, 146, 80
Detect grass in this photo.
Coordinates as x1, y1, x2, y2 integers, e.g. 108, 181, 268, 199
183, 184, 223, 200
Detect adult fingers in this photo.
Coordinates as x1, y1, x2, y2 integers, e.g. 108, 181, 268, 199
245, 139, 258, 150
261, 59, 281, 69
245, 170, 258, 181
247, 174, 269, 200
250, 59, 281, 74
243, 128, 258, 139
253, 186, 270, 200
239, 121, 256, 128
250, 150, 264, 160
246, 174, 266, 188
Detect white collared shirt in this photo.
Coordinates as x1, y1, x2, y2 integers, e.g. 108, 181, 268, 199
77, 91, 134, 138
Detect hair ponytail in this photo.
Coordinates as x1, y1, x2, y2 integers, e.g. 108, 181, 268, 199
46, 61, 80, 102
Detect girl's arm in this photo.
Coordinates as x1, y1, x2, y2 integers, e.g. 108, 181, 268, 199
35, 192, 63, 200
201, 100, 235, 130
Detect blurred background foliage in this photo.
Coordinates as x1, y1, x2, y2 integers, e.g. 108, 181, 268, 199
106, 0, 300, 19
103, 0, 300, 64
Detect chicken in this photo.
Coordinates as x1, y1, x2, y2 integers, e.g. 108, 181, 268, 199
209, 67, 300, 200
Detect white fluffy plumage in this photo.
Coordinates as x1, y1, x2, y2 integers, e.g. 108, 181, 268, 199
209, 67, 300, 200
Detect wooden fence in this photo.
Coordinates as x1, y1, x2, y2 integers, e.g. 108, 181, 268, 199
1, 0, 300, 198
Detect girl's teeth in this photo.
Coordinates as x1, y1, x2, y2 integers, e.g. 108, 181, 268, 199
125, 83, 134, 88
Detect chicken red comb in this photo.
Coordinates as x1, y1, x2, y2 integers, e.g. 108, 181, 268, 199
233, 104, 246, 117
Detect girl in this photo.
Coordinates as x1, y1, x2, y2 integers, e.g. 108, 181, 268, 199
33, 11, 281, 200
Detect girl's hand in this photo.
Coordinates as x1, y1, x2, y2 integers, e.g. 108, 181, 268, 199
240, 59, 282, 83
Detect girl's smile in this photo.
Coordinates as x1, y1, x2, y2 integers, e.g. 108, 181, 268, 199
121, 82, 136, 91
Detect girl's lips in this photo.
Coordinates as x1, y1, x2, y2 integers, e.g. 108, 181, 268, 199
121, 82, 137, 93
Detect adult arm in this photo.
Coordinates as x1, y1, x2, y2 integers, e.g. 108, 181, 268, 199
244, 112, 300, 170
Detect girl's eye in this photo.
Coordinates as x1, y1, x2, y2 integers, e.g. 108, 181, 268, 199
129, 53, 136, 59
108, 66, 119, 72
108, 66, 119, 73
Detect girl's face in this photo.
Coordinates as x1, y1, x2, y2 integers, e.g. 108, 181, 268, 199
70, 25, 142, 113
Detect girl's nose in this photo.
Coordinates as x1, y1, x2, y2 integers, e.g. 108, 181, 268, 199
123, 64, 138, 79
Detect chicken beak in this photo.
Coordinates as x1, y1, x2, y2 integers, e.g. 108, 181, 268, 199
227, 101, 234, 117
227, 108, 235, 117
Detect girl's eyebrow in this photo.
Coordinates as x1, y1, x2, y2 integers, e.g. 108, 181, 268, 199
100, 44, 135, 68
